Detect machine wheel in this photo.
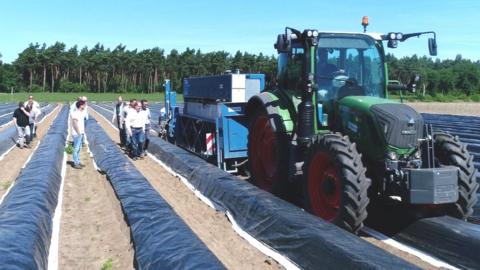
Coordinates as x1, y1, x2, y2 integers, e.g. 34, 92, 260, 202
434, 132, 479, 219
303, 133, 370, 233
247, 107, 288, 195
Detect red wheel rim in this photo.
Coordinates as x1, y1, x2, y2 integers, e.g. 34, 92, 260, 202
250, 115, 278, 191
307, 152, 341, 221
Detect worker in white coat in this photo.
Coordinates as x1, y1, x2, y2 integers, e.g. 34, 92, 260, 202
26, 100, 41, 139
125, 101, 148, 160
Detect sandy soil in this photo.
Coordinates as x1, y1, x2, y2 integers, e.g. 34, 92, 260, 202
91, 109, 282, 270
0, 105, 60, 199
361, 236, 442, 269
58, 144, 134, 269
407, 102, 480, 116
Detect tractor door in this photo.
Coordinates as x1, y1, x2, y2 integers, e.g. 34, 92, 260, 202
314, 35, 386, 129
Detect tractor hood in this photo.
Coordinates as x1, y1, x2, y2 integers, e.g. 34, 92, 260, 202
338, 96, 394, 113
338, 96, 424, 149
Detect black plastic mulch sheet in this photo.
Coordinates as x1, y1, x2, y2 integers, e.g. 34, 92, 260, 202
147, 136, 419, 270
85, 118, 225, 270
394, 216, 480, 270
0, 106, 68, 269
0, 123, 18, 154
0, 104, 56, 155
0, 105, 17, 119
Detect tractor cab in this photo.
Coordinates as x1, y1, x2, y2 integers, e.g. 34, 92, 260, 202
276, 31, 390, 134
277, 32, 386, 99
275, 26, 437, 133
315, 33, 386, 103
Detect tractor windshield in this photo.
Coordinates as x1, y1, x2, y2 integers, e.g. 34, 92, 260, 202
315, 35, 385, 102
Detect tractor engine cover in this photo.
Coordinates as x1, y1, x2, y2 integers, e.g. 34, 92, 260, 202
370, 103, 424, 148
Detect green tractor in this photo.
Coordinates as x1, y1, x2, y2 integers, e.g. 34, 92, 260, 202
246, 24, 478, 233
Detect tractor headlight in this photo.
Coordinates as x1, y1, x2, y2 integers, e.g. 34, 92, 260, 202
307, 30, 313, 37
387, 152, 398, 160
313, 30, 319, 37
414, 151, 421, 159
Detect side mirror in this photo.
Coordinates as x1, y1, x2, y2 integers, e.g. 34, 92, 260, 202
428, 38, 437, 56
407, 74, 420, 93
387, 75, 419, 93
387, 80, 405, 91
274, 34, 291, 53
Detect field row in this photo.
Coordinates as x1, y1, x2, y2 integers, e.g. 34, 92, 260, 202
0, 103, 478, 269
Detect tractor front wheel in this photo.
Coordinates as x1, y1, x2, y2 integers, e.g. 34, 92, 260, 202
434, 132, 479, 219
303, 133, 370, 233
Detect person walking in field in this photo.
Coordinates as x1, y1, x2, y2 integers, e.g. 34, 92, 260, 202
25, 95, 40, 110
67, 97, 82, 143
125, 101, 148, 160
141, 99, 151, 156
123, 99, 137, 154
112, 96, 127, 147
13, 102, 31, 149
80, 96, 89, 145
121, 101, 130, 150
26, 100, 41, 139
71, 100, 87, 169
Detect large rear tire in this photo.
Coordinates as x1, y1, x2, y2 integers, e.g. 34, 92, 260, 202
434, 132, 479, 219
247, 107, 289, 195
303, 133, 370, 233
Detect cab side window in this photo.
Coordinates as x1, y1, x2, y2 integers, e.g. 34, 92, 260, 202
277, 47, 304, 91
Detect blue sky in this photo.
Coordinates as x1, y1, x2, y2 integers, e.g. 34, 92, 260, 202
1, 0, 479, 63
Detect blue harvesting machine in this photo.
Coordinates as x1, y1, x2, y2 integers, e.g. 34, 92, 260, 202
160, 73, 265, 173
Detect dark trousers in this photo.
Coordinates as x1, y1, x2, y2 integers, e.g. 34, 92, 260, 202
122, 123, 130, 149
144, 124, 151, 152
118, 120, 126, 146
29, 123, 36, 138
131, 128, 145, 157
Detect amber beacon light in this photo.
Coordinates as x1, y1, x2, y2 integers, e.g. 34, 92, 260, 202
361, 16, 369, 32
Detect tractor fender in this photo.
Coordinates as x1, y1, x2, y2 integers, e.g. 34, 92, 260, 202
246, 92, 294, 134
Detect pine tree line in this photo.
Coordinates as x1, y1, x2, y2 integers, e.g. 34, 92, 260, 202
0, 43, 479, 98
0, 43, 277, 93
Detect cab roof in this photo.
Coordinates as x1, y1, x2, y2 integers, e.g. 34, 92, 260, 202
317, 31, 383, 41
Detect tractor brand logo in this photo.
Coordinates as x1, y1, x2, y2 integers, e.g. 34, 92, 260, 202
347, 121, 358, 133
401, 129, 417, 135
339, 105, 350, 113
406, 113, 416, 126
